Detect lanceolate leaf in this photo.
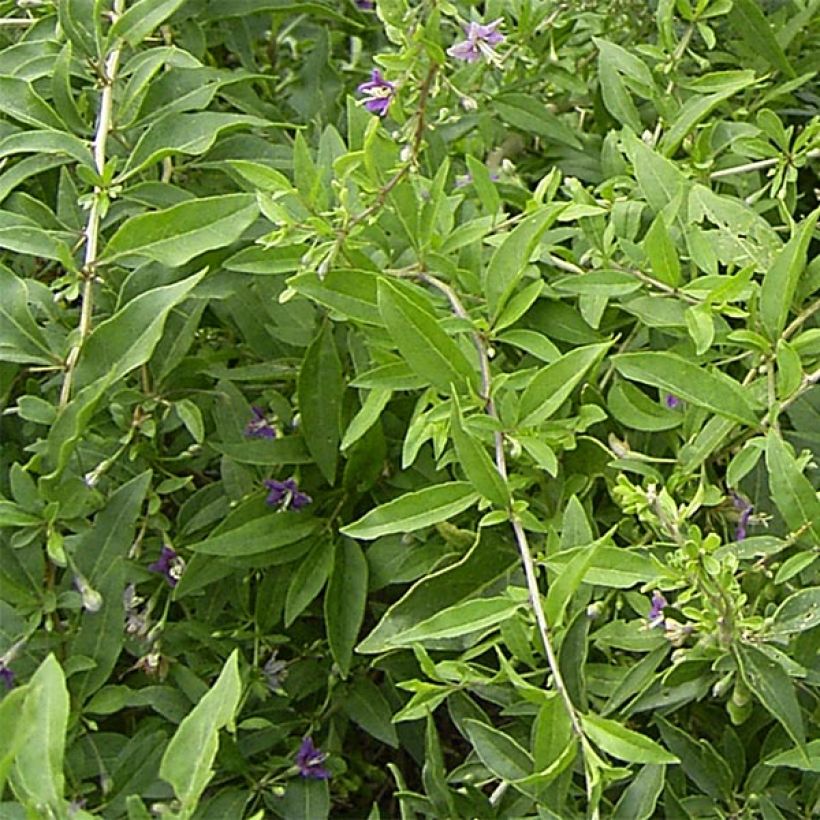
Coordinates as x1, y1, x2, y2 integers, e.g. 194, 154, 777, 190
377, 278, 478, 394
160, 650, 242, 816
102, 194, 259, 267
340, 482, 480, 540
324, 539, 368, 677
613, 352, 758, 425
110, 0, 188, 46
734, 642, 805, 748
759, 208, 819, 342
450, 395, 509, 508
582, 714, 678, 764
765, 432, 820, 544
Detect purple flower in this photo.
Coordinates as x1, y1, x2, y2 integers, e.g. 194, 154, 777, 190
731, 492, 753, 541
447, 19, 505, 63
148, 546, 186, 587
664, 394, 681, 409
357, 69, 396, 116
295, 737, 330, 780
0, 662, 13, 690
245, 406, 277, 439
648, 590, 667, 627
264, 478, 312, 511
355, 0, 375, 8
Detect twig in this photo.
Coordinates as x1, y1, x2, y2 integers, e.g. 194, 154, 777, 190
710, 149, 820, 180
0, 17, 34, 26
420, 271, 586, 744
59, 0, 126, 407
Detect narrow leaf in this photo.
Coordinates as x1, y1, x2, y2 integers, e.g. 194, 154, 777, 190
324, 539, 368, 677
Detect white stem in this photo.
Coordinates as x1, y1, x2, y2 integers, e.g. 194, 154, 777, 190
60, 1, 126, 407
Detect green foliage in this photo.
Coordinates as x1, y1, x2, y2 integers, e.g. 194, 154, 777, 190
0, 0, 818, 817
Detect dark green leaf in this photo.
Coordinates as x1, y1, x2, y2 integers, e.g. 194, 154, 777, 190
324, 539, 368, 677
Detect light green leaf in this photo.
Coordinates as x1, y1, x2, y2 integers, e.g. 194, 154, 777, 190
341, 482, 480, 540
765, 432, 820, 544
519, 342, 611, 426
102, 194, 259, 267
450, 395, 509, 508
613, 351, 758, 425
278, 778, 330, 820
176, 398, 205, 443
358, 530, 519, 654
377, 279, 478, 394
188, 512, 319, 557
621, 130, 687, 215
643, 212, 681, 286
0, 686, 32, 796
10, 655, 69, 814
769, 588, 820, 637
110, 0, 187, 46
342, 388, 391, 451
484, 205, 565, 321
582, 713, 678, 764
387, 596, 522, 646
324, 539, 368, 677
545, 537, 602, 628
0, 129, 94, 167
122, 112, 272, 179
285, 539, 334, 626
765, 740, 820, 773
298, 323, 343, 484
160, 650, 242, 817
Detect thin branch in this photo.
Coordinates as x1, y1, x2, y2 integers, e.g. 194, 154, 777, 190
420, 272, 586, 742
0, 17, 35, 26
59, 1, 126, 407
783, 296, 820, 341
710, 149, 820, 180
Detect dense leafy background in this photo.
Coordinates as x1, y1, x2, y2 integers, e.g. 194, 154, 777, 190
0, 0, 818, 817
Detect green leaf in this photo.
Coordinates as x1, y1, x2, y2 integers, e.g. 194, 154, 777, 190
377, 279, 478, 394
493, 93, 584, 149
122, 112, 272, 179
0, 210, 72, 262
612, 764, 665, 820
10, 655, 69, 815
160, 650, 242, 817
298, 323, 343, 484
423, 712, 456, 817
341, 388, 390, 451
545, 537, 602, 628
324, 539, 368, 677
643, 212, 681, 286
278, 778, 330, 820
765, 432, 820, 543
58, 0, 101, 58
70, 472, 152, 703
358, 530, 519, 654
0, 129, 94, 167
341, 482, 480, 540
621, 130, 687, 215
545, 546, 663, 588
759, 208, 819, 341
613, 352, 758, 425
0, 266, 56, 365
769, 588, 820, 637
765, 740, 820, 773
110, 0, 187, 46
463, 719, 533, 783
607, 381, 681, 432
344, 678, 399, 748
102, 194, 259, 267
0, 686, 32, 797
735, 642, 805, 748
484, 205, 565, 321
0, 76, 66, 130
659, 72, 757, 156
290, 269, 382, 325
728, 0, 796, 78
582, 714, 678, 764
450, 395, 509, 508
386, 596, 522, 647
176, 398, 205, 443
285, 539, 334, 626
685, 304, 715, 356
519, 342, 611, 426
212, 438, 312, 466
74, 270, 206, 390
188, 512, 319, 557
